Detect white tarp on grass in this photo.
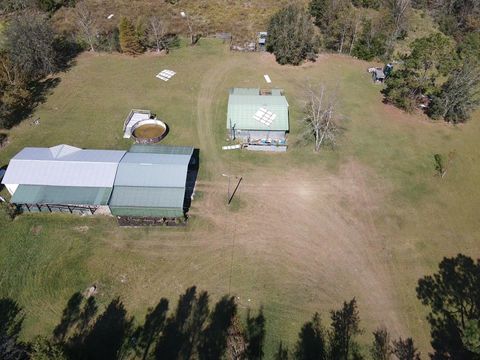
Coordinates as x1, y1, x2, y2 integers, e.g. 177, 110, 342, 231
222, 144, 241, 150
156, 70, 176, 81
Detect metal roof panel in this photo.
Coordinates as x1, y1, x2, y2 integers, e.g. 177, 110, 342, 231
11, 185, 112, 205
2, 146, 126, 187
129, 144, 194, 155
114, 151, 191, 188
109, 186, 185, 208
227, 89, 289, 131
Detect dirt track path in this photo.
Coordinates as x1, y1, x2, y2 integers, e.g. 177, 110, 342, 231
196, 54, 238, 177
194, 53, 243, 222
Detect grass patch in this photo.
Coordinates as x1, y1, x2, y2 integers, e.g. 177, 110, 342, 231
227, 196, 244, 212
0, 40, 479, 356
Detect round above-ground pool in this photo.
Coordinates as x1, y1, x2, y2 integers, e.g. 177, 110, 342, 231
131, 119, 168, 144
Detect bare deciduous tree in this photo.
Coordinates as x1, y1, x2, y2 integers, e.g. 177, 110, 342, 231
75, 1, 98, 52
302, 85, 340, 152
385, 0, 411, 48
148, 16, 169, 53
181, 12, 208, 46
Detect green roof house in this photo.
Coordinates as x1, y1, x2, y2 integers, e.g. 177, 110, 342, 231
109, 144, 195, 219
227, 88, 289, 152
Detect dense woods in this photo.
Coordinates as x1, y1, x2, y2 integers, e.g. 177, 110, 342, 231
265, 0, 480, 122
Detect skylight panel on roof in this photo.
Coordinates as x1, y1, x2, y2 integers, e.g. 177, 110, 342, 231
253, 107, 277, 126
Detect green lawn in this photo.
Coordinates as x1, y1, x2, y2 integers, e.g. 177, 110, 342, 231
1, 39, 479, 357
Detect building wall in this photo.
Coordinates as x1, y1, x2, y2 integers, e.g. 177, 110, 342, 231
232, 130, 286, 142
246, 144, 287, 152
110, 206, 184, 218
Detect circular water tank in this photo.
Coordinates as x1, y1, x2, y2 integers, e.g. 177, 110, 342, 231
131, 119, 168, 144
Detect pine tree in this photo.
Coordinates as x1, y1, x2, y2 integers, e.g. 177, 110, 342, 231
119, 17, 143, 55
294, 313, 327, 360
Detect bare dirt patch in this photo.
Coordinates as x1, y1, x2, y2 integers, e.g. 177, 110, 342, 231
73, 225, 89, 233
191, 159, 406, 338
30, 225, 43, 236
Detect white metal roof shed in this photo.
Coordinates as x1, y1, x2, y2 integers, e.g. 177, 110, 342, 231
1, 145, 126, 188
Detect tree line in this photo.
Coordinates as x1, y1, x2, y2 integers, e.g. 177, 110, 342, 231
1, 0, 478, 129
266, 1, 480, 123
1, 253, 479, 359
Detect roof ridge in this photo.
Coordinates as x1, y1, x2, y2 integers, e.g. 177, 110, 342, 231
50, 144, 82, 159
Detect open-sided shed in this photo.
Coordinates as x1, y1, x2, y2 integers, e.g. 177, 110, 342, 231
1, 144, 126, 214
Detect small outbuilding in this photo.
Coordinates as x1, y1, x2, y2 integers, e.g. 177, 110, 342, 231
257, 32, 267, 51
227, 88, 289, 152
372, 68, 386, 82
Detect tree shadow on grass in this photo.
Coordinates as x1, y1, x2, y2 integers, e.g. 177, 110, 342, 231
77, 297, 98, 334
0, 298, 29, 359
2, 77, 61, 129
198, 295, 237, 360
0, 298, 24, 339
135, 298, 169, 360
53, 36, 82, 73
2, 37, 81, 130
68, 298, 133, 360
245, 307, 266, 360
153, 286, 238, 360
416, 254, 480, 359
53, 292, 83, 342
154, 286, 205, 359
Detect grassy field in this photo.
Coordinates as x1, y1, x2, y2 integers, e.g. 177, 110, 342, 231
1, 39, 480, 357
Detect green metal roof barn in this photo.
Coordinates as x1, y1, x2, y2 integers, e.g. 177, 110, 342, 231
227, 88, 289, 131
109, 144, 194, 218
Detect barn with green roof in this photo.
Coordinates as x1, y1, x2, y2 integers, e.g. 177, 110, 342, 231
109, 144, 195, 219
227, 88, 289, 151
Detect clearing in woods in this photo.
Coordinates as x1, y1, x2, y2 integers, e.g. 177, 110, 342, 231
0, 39, 479, 356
